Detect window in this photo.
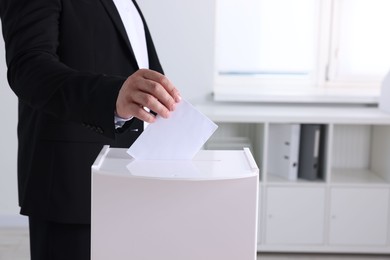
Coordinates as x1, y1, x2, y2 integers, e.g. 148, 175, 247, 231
215, 0, 390, 103
329, 0, 390, 83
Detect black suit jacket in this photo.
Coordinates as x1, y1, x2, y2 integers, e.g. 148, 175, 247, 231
0, 0, 163, 223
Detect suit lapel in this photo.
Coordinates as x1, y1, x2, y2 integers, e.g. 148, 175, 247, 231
99, 0, 138, 69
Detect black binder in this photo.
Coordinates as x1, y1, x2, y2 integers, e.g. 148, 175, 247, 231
298, 124, 325, 180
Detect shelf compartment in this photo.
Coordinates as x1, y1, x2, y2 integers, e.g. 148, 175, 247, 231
266, 123, 328, 183
331, 168, 389, 185
331, 124, 390, 185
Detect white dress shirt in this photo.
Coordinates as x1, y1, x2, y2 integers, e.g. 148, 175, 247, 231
113, 0, 149, 69
113, 0, 149, 128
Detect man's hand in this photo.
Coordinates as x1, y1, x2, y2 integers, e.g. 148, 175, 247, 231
116, 69, 181, 123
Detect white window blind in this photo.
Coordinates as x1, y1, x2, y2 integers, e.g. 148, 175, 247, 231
215, 0, 390, 103
216, 0, 319, 76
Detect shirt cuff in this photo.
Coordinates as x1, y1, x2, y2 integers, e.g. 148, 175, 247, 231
114, 114, 133, 129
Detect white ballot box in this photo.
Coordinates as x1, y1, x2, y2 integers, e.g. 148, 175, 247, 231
91, 146, 259, 260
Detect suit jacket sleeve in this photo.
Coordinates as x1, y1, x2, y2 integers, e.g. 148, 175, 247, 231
0, 0, 126, 139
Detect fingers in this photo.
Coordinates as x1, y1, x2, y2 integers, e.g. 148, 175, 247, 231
115, 69, 181, 123
141, 69, 181, 103
140, 79, 176, 112
126, 103, 157, 123
132, 91, 171, 119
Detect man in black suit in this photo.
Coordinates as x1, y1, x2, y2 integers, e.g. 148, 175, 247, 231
0, 0, 181, 259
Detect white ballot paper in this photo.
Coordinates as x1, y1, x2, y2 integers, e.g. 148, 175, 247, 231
127, 99, 218, 160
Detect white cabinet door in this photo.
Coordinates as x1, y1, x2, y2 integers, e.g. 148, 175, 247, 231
257, 185, 262, 246
265, 187, 326, 245
329, 187, 389, 246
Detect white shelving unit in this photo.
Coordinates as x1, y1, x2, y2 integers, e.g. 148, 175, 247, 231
197, 101, 390, 254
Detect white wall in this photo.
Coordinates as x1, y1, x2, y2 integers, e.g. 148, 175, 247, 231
0, 1, 216, 225
138, 0, 216, 102
0, 22, 22, 226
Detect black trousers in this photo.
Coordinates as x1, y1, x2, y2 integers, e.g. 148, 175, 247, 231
29, 217, 91, 260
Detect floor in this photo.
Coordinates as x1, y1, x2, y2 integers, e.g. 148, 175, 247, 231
0, 228, 29, 260
0, 228, 389, 260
